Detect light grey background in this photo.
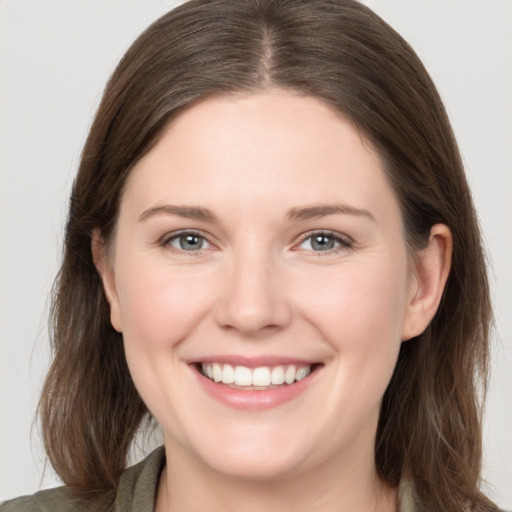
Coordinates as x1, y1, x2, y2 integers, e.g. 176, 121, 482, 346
1, 0, 511, 507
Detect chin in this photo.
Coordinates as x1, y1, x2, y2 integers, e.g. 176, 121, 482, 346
173, 424, 314, 482
203, 450, 309, 482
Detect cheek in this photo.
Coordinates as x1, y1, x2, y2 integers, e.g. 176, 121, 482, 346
115, 258, 211, 350
295, 258, 409, 427
302, 262, 407, 332
113, 257, 212, 423
294, 257, 409, 358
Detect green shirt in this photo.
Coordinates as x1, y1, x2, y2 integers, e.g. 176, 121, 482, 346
0, 447, 165, 512
1, 447, 420, 511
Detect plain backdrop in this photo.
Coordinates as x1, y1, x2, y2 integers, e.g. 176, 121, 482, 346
1, 0, 511, 508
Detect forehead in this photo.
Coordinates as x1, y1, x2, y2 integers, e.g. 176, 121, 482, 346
122, 90, 401, 227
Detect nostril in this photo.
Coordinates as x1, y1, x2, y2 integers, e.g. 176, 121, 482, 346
213, 270, 293, 336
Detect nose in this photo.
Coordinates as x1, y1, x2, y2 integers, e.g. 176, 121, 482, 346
214, 246, 292, 338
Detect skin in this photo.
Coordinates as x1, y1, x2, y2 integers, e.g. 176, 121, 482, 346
93, 89, 452, 512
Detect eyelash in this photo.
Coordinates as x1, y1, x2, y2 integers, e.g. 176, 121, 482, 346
295, 230, 353, 255
160, 230, 214, 254
159, 230, 353, 255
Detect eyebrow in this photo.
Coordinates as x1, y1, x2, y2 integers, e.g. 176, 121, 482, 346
138, 202, 375, 223
139, 205, 217, 222
285, 203, 375, 222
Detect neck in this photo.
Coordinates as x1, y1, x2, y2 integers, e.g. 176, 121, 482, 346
155, 439, 398, 512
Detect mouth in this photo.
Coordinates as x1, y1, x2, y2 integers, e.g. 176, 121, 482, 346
191, 359, 322, 410
196, 362, 319, 390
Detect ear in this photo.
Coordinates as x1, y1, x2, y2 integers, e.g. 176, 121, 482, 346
401, 224, 452, 341
91, 229, 123, 332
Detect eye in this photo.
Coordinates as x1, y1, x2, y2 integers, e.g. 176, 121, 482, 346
297, 231, 352, 252
162, 231, 213, 252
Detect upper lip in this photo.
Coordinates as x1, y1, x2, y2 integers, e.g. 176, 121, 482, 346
188, 355, 319, 368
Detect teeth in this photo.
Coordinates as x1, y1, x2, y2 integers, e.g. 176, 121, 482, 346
271, 366, 285, 385
201, 363, 312, 387
252, 367, 271, 386
212, 363, 222, 382
221, 364, 235, 384
295, 366, 310, 381
284, 365, 296, 384
234, 366, 252, 386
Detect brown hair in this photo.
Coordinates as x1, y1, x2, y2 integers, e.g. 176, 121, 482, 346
39, 1, 496, 510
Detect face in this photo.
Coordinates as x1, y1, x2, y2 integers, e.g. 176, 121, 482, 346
98, 90, 423, 482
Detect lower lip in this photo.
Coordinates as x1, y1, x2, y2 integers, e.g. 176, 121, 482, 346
193, 366, 319, 411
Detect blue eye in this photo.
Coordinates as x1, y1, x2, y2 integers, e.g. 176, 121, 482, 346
298, 232, 351, 252
164, 232, 211, 251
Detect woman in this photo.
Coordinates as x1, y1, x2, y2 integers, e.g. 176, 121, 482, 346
1, 1, 500, 511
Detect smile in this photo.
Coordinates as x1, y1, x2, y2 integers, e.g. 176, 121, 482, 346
192, 358, 321, 410
201, 363, 312, 388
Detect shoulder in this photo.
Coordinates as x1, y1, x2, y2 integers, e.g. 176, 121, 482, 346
1, 446, 166, 512
115, 445, 166, 511
0, 486, 88, 512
